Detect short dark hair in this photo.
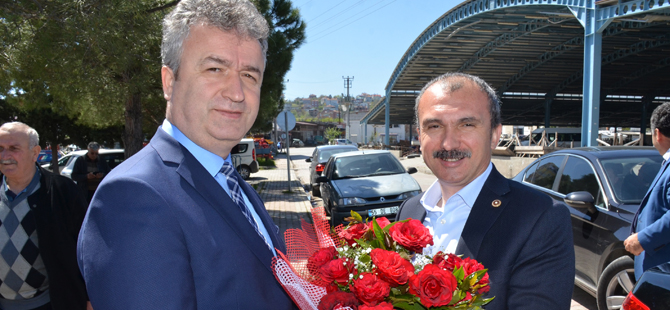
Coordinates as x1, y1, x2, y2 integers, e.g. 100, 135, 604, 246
414, 72, 501, 131
651, 102, 670, 138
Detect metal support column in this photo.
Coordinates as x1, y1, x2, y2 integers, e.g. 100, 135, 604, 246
364, 121, 368, 144
384, 97, 390, 147
544, 98, 552, 128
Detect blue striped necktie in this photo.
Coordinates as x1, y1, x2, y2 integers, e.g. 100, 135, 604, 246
219, 162, 271, 250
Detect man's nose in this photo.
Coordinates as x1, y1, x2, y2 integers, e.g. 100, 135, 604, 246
441, 130, 460, 150
223, 75, 245, 103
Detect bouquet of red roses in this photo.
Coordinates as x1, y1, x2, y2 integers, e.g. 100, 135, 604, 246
272, 207, 493, 310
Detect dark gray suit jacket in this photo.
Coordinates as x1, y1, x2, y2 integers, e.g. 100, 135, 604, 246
396, 165, 575, 310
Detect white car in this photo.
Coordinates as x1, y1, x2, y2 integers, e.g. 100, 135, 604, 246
331, 139, 354, 145
43, 149, 125, 177
231, 139, 259, 180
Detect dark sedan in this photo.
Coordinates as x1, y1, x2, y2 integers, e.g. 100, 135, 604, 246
623, 268, 670, 310
512, 146, 662, 310
305, 144, 358, 196
317, 150, 421, 226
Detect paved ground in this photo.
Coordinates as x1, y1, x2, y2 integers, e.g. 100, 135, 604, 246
248, 148, 597, 310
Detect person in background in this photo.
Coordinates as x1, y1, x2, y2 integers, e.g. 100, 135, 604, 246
396, 72, 574, 310
76, 0, 296, 309
625, 101, 670, 279
0, 122, 90, 310
71, 142, 109, 204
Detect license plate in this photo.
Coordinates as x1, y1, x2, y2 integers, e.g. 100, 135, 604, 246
368, 206, 399, 217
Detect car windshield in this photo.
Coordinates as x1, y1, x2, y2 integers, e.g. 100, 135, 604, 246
318, 147, 357, 162
333, 153, 404, 179
601, 156, 662, 204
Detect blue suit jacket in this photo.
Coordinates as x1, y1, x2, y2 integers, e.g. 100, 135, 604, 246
632, 159, 670, 278
396, 166, 575, 310
77, 128, 296, 310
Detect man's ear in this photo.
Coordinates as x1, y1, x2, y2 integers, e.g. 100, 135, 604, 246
31, 145, 41, 163
490, 124, 503, 149
161, 66, 175, 102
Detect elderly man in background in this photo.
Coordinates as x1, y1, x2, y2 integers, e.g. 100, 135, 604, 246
71, 142, 110, 204
0, 122, 89, 310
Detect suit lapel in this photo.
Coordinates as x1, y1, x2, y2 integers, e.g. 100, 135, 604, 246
151, 129, 276, 272
633, 159, 670, 232
455, 166, 510, 259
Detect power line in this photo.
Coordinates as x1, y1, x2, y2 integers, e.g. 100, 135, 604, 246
309, 0, 398, 43
308, 0, 366, 32
306, 0, 348, 24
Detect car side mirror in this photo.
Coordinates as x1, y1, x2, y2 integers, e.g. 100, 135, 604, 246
316, 176, 328, 183
407, 167, 418, 174
564, 191, 597, 213
305, 158, 312, 162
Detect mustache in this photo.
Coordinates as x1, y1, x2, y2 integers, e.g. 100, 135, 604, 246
432, 149, 472, 160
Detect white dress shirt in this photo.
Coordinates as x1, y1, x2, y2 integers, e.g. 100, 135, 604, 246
420, 162, 493, 256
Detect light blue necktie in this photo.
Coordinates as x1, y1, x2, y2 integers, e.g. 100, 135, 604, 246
219, 162, 271, 250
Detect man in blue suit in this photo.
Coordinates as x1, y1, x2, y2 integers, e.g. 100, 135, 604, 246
625, 102, 670, 280
77, 0, 296, 309
396, 73, 574, 310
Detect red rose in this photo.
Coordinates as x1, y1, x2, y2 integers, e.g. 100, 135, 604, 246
319, 258, 354, 285
433, 252, 463, 272
409, 264, 458, 308
388, 219, 433, 253
359, 302, 394, 310
317, 291, 360, 310
349, 272, 390, 306
308, 247, 338, 276
370, 248, 414, 286
367, 217, 391, 230
338, 223, 369, 246
458, 257, 490, 293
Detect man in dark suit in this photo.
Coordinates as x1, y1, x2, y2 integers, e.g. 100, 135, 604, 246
396, 73, 574, 310
625, 102, 670, 280
76, 0, 296, 309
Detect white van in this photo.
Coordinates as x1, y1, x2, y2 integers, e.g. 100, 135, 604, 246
528, 127, 581, 147
231, 139, 259, 180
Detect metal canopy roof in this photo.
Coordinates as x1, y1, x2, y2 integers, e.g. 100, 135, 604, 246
363, 0, 670, 131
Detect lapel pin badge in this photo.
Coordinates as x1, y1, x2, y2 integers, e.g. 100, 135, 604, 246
492, 199, 502, 208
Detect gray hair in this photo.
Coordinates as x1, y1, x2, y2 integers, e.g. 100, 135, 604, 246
87, 141, 100, 151
414, 72, 501, 131
161, 0, 269, 76
0, 122, 40, 148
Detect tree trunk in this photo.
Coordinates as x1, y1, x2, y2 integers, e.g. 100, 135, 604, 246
123, 92, 143, 159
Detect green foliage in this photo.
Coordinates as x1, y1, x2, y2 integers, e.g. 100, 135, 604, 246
325, 127, 342, 141
257, 157, 275, 166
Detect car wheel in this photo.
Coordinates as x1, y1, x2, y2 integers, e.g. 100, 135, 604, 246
596, 256, 635, 310
312, 184, 321, 197
237, 165, 251, 180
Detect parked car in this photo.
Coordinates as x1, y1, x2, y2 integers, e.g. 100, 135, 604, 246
512, 146, 662, 310
291, 138, 304, 147
305, 145, 359, 196
56, 149, 126, 178
231, 138, 259, 180
622, 268, 670, 310
317, 150, 421, 226
37, 150, 61, 165
330, 138, 354, 145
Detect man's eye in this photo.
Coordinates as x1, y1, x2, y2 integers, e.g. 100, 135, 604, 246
208, 68, 221, 72
243, 73, 258, 82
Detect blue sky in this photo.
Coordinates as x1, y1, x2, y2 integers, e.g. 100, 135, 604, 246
283, 0, 463, 100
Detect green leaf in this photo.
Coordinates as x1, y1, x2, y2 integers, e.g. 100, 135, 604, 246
351, 210, 363, 223
358, 254, 371, 263
392, 301, 427, 310
372, 219, 387, 250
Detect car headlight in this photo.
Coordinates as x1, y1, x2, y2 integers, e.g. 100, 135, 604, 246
339, 197, 366, 206
398, 190, 422, 200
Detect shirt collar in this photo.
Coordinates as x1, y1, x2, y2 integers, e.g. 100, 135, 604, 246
663, 148, 670, 162
161, 119, 230, 177
420, 162, 493, 210
2, 165, 41, 201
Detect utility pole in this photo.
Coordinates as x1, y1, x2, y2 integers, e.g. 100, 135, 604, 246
343, 76, 354, 141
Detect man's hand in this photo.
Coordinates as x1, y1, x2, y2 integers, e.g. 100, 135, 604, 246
624, 233, 644, 255
87, 301, 94, 310
95, 172, 104, 179
87, 172, 95, 180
